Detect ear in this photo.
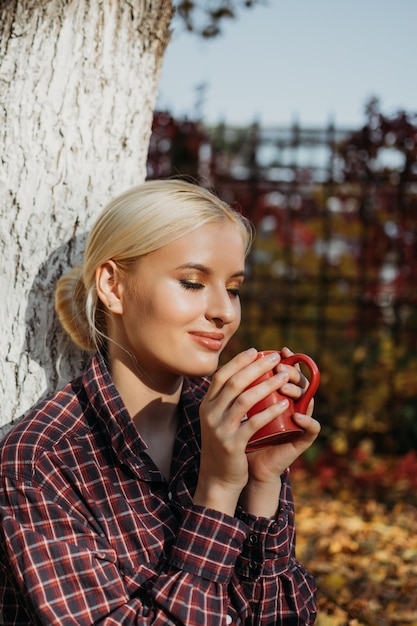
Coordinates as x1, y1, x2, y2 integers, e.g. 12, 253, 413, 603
96, 260, 124, 314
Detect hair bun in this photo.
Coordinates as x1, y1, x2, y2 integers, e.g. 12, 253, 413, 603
55, 266, 94, 351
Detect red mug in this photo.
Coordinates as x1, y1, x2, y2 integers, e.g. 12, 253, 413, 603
246, 351, 320, 451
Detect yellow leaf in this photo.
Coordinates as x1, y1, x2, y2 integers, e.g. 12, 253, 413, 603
316, 610, 349, 626
323, 572, 347, 591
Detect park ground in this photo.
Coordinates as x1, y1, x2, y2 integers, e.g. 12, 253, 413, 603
292, 449, 417, 626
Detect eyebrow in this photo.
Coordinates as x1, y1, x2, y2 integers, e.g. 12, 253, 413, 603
176, 263, 246, 279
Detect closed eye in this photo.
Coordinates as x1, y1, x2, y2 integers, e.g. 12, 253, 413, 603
180, 277, 242, 298
180, 280, 204, 291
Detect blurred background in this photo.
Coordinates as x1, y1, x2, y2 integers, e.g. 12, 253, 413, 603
148, 4, 417, 621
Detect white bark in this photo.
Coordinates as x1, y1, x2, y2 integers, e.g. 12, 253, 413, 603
0, 0, 173, 427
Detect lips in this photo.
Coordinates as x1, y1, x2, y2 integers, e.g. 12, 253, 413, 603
189, 331, 224, 351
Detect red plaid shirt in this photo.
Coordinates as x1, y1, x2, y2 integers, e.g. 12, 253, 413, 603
0, 351, 316, 625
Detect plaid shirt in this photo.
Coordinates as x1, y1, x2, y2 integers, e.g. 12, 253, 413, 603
0, 351, 316, 625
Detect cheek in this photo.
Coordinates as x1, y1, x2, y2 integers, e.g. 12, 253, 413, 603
148, 288, 201, 323
230, 302, 242, 333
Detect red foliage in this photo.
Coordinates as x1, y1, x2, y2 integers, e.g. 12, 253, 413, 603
295, 447, 417, 506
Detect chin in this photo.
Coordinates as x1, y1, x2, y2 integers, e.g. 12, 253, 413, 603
181, 357, 220, 378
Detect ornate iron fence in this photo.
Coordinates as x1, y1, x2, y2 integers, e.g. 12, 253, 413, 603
147, 104, 417, 453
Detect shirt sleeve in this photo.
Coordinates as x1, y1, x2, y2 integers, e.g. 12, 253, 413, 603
235, 469, 317, 625
0, 469, 316, 626
0, 476, 249, 626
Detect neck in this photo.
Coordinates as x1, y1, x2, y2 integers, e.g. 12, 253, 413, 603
108, 344, 183, 480
107, 342, 183, 434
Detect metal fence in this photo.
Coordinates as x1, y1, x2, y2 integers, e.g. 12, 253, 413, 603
148, 108, 417, 452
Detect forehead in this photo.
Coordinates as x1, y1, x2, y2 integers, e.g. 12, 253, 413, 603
146, 221, 246, 269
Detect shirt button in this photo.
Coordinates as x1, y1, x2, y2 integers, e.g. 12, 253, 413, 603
249, 533, 258, 544
226, 615, 233, 625
167, 491, 173, 500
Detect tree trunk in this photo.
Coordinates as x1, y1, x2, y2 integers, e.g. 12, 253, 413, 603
0, 0, 173, 428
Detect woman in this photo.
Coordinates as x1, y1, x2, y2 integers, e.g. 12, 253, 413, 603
0, 180, 320, 625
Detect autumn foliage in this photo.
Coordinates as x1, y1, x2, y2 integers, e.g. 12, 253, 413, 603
292, 449, 417, 625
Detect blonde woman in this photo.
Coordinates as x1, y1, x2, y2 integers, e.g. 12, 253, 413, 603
0, 180, 320, 625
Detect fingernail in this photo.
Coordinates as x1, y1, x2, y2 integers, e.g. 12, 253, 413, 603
245, 347, 257, 357
276, 371, 288, 381
295, 412, 307, 422
267, 352, 279, 362
278, 399, 289, 409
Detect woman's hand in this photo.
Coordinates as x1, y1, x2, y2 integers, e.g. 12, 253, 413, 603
194, 347, 311, 516
240, 346, 321, 517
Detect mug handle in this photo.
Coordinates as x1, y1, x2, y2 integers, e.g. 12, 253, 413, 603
280, 354, 320, 415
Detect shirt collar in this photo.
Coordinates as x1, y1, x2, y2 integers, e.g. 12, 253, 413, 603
82, 350, 210, 478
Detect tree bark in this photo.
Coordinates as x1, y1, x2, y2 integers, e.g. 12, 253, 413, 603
0, 0, 173, 428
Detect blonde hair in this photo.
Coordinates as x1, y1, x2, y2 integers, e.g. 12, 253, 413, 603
55, 179, 254, 351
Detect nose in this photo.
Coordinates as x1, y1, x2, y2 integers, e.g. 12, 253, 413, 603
205, 285, 240, 327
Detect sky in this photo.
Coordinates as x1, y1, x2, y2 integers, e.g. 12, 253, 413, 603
157, 0, 417, 129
